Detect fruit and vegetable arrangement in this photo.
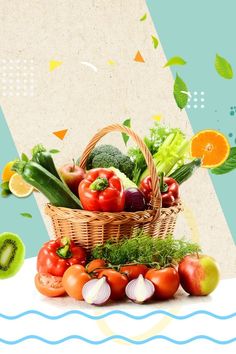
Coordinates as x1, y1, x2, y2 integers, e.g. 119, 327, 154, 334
1, 122, 204, 211
0, 122, 226, 305
34, 233, 220, 304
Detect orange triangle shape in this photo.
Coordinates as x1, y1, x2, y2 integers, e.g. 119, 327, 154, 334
53, 129, 68, 140
134, 50, 145, 63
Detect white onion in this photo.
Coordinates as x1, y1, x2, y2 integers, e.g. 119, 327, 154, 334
125, 274, 154, 303
82, 276, 111, 305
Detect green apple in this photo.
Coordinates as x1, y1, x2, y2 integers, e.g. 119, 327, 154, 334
178, 254, 220, 296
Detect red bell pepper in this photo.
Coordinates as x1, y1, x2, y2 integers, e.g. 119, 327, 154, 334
139, 173, 179, 208
37, 238, 87, 277
79, 168, 125, 212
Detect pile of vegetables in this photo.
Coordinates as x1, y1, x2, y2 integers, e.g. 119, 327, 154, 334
34, 233, 220, 305
9, 122, 202, 213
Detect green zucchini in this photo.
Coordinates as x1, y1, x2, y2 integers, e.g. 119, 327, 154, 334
169, 158, 201, 184
12, 160, 82, 209
32, 144, 61, 180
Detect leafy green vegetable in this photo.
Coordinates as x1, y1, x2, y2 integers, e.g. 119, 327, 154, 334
164, 56, 186, 68
151, 35, 159, 49
49, 149, 60, 154
122, 118, 131, 146
20, 212, 32, 218
140, 131, 189, 181
211, 147, 236, 174
215, 54, 233, 79
91, 233, 201, 268
21, 153, 29, 162
128, 123, 188, 184
140, 13, 147, 21
173, 74, 188, 110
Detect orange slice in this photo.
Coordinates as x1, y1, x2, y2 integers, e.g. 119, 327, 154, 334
9, 173, 33, 198
190, 130, 230, 168
2, 161, 16, 182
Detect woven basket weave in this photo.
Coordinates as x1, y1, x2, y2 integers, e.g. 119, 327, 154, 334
45, 124, 182, 251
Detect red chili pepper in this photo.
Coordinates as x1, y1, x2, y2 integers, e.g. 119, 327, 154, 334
37, 238, 87, 277
79, 168, 125, 212
139, 174, 179, 208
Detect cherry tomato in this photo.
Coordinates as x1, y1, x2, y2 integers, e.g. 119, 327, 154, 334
86, 259, 107, 273
145, 267, 180, 300
98, 269, 128, 300
62, 265, 91, 300
34, 273, 66, 297
120, 264, 148, 280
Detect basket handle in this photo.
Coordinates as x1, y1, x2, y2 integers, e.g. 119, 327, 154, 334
79, 124, 161, 213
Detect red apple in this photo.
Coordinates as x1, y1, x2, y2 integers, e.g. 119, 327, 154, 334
59, 163, 85, 195
178, 254, 220, 296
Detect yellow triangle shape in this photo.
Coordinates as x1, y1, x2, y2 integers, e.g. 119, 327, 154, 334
134, 51, 145, 63
53, 129, 68, 140
49, 60, 63, 72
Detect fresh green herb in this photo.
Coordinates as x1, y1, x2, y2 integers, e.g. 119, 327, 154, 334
49, 149, 60, 154
122, 118, 131, 146
91, 233, 201, 268
140, 13, 147, 21
151, 35, 159, 49
20, 212, 32, 218
164, 56, 186, 68
215, 54, 233, 79
173, 74, 188, 110
21, 153, 29, 162
211, 147, 236, 174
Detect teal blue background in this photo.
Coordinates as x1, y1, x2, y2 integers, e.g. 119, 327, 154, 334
147, 0, 236, 243
0, 108, 49, 258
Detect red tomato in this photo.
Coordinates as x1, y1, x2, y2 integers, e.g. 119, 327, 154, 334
145, 267, 180, 300
34, 273, 66, 297
98, 269, 128, 300
62, 265, 91, 300
37, 238, 87, 277
120, 264, 148, 280
86, 259, 107, 273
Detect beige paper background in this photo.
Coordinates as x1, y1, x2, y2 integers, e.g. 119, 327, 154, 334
0, 0, 235, 277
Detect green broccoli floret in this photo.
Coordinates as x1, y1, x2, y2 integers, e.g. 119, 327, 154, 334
86, 145, 122, 169
116, 155, 134, 180
85, 144, 134, 179
92, 153, 120, 169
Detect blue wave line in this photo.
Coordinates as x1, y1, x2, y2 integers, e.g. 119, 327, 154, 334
0, 309, 235, 320
0, 335, 235, 345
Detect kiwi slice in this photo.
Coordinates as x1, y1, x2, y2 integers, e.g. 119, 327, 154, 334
0, 232, 25, 279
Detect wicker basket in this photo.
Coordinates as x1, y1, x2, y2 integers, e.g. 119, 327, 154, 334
45, 124, 182, 251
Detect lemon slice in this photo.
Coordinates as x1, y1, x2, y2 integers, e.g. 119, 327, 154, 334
9, 173, 33, 198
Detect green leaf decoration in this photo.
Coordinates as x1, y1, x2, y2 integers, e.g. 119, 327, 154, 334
164, 56, 186, 68
49, 149, 60, 154
1, 181, 10, 191
140, 13, 147, 21
151, 35, 159, 49
20, 212, 32, 218
215, 54, 233, 79
1, 189, 11, 198
122, 118, 131, 146
173, 74, 188, 110
21, 153, 29, 162
211, 147, 236, 174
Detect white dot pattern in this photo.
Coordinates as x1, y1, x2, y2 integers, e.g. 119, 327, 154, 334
0, 59, 35, 96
